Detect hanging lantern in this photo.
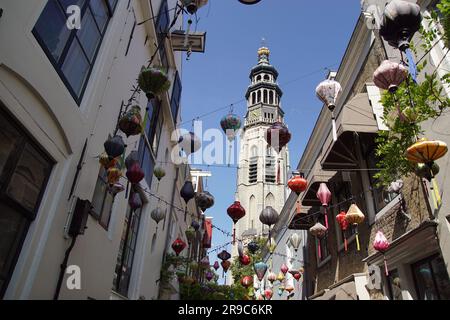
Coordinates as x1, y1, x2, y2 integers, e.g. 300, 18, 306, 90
293, 272, 301, 281
153, 166, 166, 181
406, 139, 448, 164
107, 167, 122, 186
217, 250, 231, 262
315, 79, 342, 142
265, 121, 291, 153
278, 286, 284, 297
237, 241, 244, 258
267, 272, 277, 284
129, 192, 142, 211
264, 288, 273, 300
213, 261, 220, 271
280, 263, 289, 275
200, 256, 210, 268
240, 254, 251, 266
253, 262, 268, 282
99, 152, 118, 169
310, 222, 327, 260
415, 163, 440, 182
379, 0, 422, 82
138, 66, 171, 100
178, 132, 201, 156
284, 285, 294, 294
108, 182, 125, 196
104, 135, 125, 160
373, 60, 408, 93
336, 211, 349, 251
180, 181, 195, 218
289, 233, 302, 252
126, 162, 145, 184
238, 0, 262, 4
221, 260, 231, 273
119, 105, 143, 137
181, 0, 208, 15
220, 113, 242, 142
259, 206, 279, 227
195, 191, 215, 212
373, 231, 390, 277
191, 220, 200, 231
227, 201, 246, 244
205, 271, 214, 282
288, 171, 308, 214
172, 238, 186, 256
125, 151, 139, 170
316, 183, 332, 229
277, 272, 285, 282
240, 275, 253, 288
151, 207, 166, 233
247, 241, 259, 254
185, 227, 196, 243
345, 204, 365, 252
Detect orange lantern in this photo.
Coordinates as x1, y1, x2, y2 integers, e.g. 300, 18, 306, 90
288, 171, 308, 214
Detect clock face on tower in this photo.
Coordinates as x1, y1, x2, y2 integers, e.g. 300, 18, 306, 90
250, 108, 261, 120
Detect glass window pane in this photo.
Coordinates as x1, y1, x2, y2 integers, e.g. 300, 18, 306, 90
76, 8, 101, 62
61, 38, 90, 96
0, 203, 28, 279
430, 256, 450, 299
90, 0, 109, 33
6, 144, 52, 213
0, 115, 20, 174
91, 175, 107, 219
100, 192, 114, 228
34, 1, 71, 63
414, 262, 439, 300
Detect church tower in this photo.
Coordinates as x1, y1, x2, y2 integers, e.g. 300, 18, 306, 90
233, 46, 290, 257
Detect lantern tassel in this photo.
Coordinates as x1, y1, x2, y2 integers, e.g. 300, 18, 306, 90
405, 48, 418, 83
384, 255, 389, 277
331, 112, 337, 142
184, 205, 187, 221
432, 178, 442, 207
233, 226, 236, 245
324, 208, 329, 229
355, 226, 361, 251
277, 161, 281, 184
227, 144, 232, 167
296, 200, 301, 214
344, 237, 348, 252
317, 237, 322, 260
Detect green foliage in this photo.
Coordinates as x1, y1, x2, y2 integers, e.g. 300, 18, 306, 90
230, 237, 267, 284
180, 282, 247, 300
159, 254, 190, 288
422, 0, 450, 49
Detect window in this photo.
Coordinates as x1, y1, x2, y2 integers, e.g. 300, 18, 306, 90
33, 0, 117, 104
256, 75, 261, 82
257, 90, 261, 103
0, 107, 53, 298
269, 91, 274, 105
386, 269, 403, 300
252, 92, 256, 105
113, 195, 143, 297
264, 74, 270, 81
265, 155, 276, 183
263, 90, 268, 104
91, 166, 114, 229
155, 0, 170, 71
412, 254, 450, 300
248, 157, 258, 184
170, 72, 182, 124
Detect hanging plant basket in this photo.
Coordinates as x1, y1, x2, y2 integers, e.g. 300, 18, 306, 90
138, 66, 171, 100
118, 105, 143, 137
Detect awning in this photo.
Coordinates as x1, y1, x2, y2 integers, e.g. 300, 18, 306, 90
302, 159, 337, 206
321, 93, 379, 170
288, 206, 316, 230
314, 282, 358, 300
202, 218, 213, 249
364, 220, 439, 267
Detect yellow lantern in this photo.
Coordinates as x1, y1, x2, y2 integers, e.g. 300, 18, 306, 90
345, 204, 365, 251
276, 272, 285, 282
107, 167, 122, 186
406, 138, 448, 163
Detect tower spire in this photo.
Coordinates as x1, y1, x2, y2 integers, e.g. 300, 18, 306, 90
257, 37, 270, 64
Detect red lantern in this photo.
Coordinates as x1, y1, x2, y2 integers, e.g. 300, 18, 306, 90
240, 254, 251, 266
293, 273, 301, 281
126, 162, 144, 184
240, 276, 253, 288
221, 260, 231, 273
227, 201, 246, 244
172, 238, 187, 256
336, 211, 349, 251
265, 121, 291, 153
288, 171, 308, 214
316, 183, 332, 229
374, 231, 390, 276
264, 288, 273, 300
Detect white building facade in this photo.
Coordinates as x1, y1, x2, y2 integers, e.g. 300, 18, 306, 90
0, 0, 207, 300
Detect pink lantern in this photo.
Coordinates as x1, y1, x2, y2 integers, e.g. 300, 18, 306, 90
264, 288, 273, 300
373, 231, 390, 276
316, 183, 332, 229
280, 263, 288, 275
373, 60, 408, 93
315, 79, 342, 142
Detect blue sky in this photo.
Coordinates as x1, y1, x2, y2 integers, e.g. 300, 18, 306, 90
179, 0, 361, 283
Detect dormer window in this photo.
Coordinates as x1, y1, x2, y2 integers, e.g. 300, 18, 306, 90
256, 75, 262, 82
264, 74, 270, 81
